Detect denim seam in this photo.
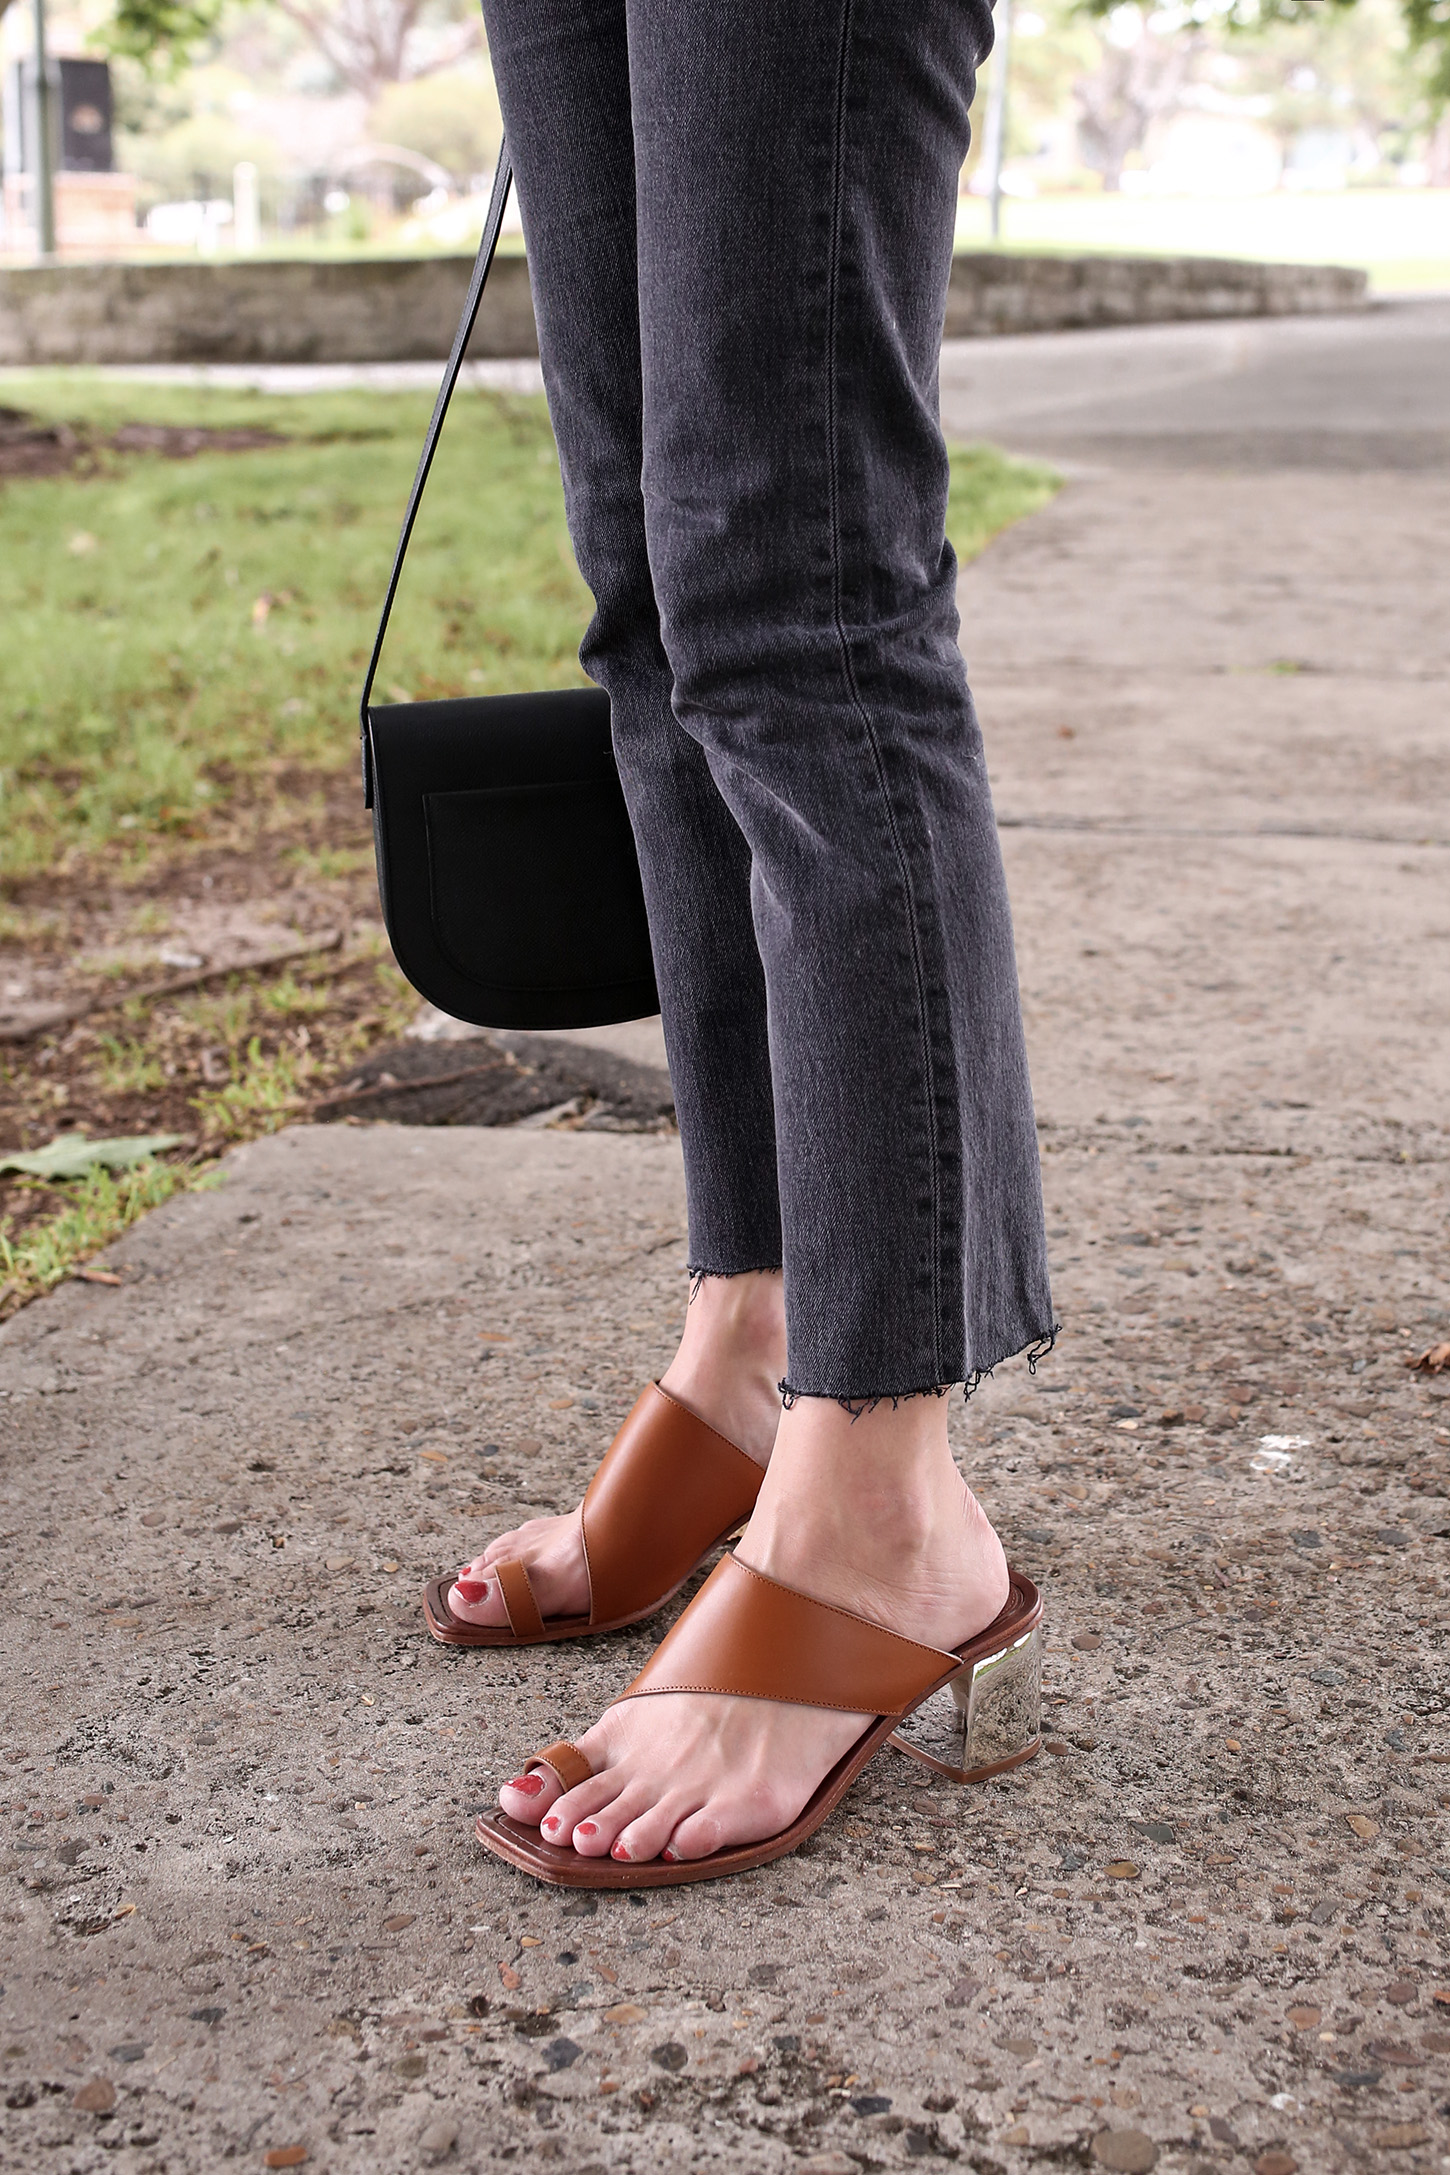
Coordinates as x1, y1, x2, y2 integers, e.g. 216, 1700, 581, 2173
824, 0, 947, 1384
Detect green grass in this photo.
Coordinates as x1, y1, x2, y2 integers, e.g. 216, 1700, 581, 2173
93, 1035, 166, 1094
0, 946, 418, 1320
0, 1156, 206, 1310
0, 379, 593, 883
0, 375, 1059, 883
946, 445, 1059, 564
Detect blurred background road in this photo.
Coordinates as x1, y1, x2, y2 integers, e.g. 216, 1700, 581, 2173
943, 295, 1450, 1167
942, 294, 1450, 462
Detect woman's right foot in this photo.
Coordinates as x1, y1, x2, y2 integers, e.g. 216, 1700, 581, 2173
495, 1391, 1012, 1864
446, 1268, 785, 1629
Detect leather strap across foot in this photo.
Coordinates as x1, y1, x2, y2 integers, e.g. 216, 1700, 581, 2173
578, 1384, 763, 1627
422, 1382, 764, 1647
515, 1566, 954, 1799
619, 1555, 959, 1715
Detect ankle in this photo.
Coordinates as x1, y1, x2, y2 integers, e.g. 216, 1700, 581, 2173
748, 1463, 966, 1570
659, 1351, 781, 1466
739, 1395, 1006, 1615
763, 1392, 960, 1514
681, 1268, 786, 1360
659, 1270, 786, 1465
739, 1471, 1006, 1649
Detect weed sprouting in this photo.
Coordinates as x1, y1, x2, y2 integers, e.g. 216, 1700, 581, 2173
0, 1157, 217, 1314
93, 1035, 166, 1095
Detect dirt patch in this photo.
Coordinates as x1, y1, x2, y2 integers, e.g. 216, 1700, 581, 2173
0, 935, 405, 1256
0, 790, 390, 1273
0, 404, 289, 481
0, 790, 673, 1301
318, 1027, 674, 1131
108, 421, 291, 459
0, 407, 82, 479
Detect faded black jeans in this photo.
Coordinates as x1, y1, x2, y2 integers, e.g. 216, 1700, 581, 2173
480, 0, 1054, 1401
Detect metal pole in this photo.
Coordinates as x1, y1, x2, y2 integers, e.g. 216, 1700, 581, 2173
982, 0, 1015, 244
32, 0, 56, 259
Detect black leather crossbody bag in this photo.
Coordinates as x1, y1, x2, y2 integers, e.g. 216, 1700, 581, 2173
359, 145, 659, 1030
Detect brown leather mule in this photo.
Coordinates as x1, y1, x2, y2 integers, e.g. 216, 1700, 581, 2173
421, 1382, 764, 1648
474, 1559, 1043, 1887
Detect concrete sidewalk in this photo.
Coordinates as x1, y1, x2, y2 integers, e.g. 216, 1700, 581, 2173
2, 307, 1448, 2175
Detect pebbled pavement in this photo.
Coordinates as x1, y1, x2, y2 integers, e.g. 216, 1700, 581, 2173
2, 304, 1448, 2173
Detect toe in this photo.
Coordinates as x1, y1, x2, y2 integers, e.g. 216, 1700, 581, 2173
536, 1776, 622, 1852
658, 1805, 729, 1862
665, 1781, 797, 1863
498, 1764, 562, 1826
610, 1793, 701, 1866
473, 1526, 522, 1569
449, 1518, 536, 1619
562, 1786, 649, 1859
532, 1774, 617, 1844
447, 1572, 510, 1626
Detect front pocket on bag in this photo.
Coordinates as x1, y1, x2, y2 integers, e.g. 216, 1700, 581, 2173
423, 780, 656, 995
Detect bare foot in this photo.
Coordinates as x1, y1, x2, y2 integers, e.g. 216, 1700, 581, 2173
447, 1269, 785, 1628
496, 1394, 1010, 1860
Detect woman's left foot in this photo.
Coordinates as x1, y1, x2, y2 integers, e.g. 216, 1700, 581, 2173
496, 1395, 1009, 1863
446, 1269, 784, 1631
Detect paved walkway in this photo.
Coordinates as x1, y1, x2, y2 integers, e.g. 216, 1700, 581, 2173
3, 304, 1448, 2175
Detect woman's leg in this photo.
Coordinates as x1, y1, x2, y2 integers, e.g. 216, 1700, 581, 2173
477, 0, 782, 1274
498, 0, 1054, 1851
451, 0, 789, 1627
623, 0, 1052, 1399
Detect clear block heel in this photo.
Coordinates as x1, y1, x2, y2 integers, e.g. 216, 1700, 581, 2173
888, 1620, 1043, 1784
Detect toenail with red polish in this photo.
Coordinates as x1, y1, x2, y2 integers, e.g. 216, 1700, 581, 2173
575, 1821, 596, 1837
661, 1847, 678, 1862
454, 1580, 488, 1604
542, 1815, 561, 1832
505, 1774, 544, 1797
611, 1841, 631, 1861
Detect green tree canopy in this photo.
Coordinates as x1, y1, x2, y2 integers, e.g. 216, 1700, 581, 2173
98, 0, 481, 96
1079, 0, 1450, 104
104, 0, 226, 76
88, 0, 1450, 112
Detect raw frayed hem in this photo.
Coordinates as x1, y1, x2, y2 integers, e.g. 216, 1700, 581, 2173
686, 1262, 784, 1302
780, 1322, 1061, 1419
963, 1321, 1061, 1403
779, 1379, 953, 1419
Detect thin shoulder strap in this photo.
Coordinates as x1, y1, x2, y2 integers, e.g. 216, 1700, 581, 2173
359, 143, 516, 806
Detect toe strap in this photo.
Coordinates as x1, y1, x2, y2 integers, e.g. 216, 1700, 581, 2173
530, 1739, 594, 1793
494, 1558, 545, 1641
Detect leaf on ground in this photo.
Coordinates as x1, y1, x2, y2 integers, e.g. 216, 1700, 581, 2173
0, 1131, 185, 1180
1406, 1341, 1450, 1374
